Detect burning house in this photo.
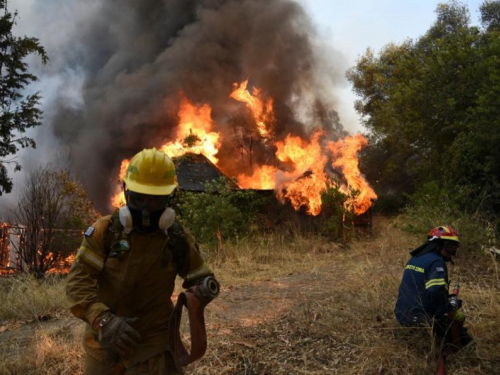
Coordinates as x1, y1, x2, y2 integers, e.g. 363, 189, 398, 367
173, 153, 239, 193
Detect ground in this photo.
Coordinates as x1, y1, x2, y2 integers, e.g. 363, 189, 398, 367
0, 218, 499, 374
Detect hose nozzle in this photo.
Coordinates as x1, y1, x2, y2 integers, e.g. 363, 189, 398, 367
194, 276, 220, 304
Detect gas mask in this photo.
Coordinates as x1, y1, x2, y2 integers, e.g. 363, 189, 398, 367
119, 191, 176, 234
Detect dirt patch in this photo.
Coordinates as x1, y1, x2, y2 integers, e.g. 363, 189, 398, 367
208, 267, 340, 328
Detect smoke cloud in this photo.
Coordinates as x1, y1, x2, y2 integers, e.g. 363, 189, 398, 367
8, 0, 348, 213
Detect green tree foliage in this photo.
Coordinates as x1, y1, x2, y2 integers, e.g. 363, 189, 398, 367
348, 1, 500, 216
0, 0, 47, 195
402, 181, 498, 253
480, 0, 500, 31
320, 182, 357, 242
12, 166, 98, 277
178, 178, 269, 249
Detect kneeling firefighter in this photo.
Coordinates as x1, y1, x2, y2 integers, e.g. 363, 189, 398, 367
66, 148, 219, 375
394, 225, 473, 352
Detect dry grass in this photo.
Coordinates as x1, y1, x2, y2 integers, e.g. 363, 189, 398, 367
0, 319, 84, 375
211, 229, 343, 285
192, 217, 500, 374
1, 216, 499, 374
0, 275, 67, 322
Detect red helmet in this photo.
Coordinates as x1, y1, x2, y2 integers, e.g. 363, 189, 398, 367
428, 225, 459, 243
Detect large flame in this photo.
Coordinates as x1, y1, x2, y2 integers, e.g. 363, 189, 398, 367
230, 80, 274, 139
328, 134, 378, 215
275, 131, 328, 216
110, 81, 376, 216
236, 131, 376, 216
161, 96, 221, 163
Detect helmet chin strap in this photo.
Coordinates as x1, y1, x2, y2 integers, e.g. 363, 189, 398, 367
119, 205, 175, 234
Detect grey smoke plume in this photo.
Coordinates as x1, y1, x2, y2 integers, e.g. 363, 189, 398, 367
11, 0, 347, 213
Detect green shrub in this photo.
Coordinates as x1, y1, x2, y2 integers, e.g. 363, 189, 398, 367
402, 182, 499, 253
320, 182, 358, 242
178, 178, 268, 249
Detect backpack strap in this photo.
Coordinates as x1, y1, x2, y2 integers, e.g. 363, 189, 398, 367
103, 212, 131, 259
167, 222, 190, 276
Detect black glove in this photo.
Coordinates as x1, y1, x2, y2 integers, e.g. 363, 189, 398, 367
448, 295, 462, 310
94, 312, 141, 357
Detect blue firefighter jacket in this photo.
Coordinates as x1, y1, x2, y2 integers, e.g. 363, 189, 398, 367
394, 251, 449, 326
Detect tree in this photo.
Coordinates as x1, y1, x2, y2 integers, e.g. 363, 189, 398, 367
0, 0, 48, 195
346, 1, 500, 213
480, 0, 500, 32
12, 166, 97, 277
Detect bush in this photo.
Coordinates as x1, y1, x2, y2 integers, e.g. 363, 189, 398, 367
320, 182, 357, 242
402, 182, 499, 253
178, 178, 268, 249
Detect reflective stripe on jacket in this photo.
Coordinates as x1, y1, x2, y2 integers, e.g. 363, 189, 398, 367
66, 215, 212, 367
394, 251, 449, 326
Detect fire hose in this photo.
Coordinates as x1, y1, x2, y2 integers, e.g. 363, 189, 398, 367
437, 283, 461, 375
168, 276, 220, 375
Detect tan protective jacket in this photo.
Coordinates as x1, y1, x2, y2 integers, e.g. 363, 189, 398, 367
66, 215, 212, 368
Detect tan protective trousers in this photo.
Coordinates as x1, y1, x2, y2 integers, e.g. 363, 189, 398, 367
84, 351, 178, 375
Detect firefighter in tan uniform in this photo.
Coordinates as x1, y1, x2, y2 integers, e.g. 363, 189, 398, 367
66, 148, 217, 374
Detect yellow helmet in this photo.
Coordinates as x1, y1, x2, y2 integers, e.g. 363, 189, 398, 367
123, 148, 178, 195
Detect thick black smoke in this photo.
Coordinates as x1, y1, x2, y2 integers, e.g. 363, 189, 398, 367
32, 0, 345, 212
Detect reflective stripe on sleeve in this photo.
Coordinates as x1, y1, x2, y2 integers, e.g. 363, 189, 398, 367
425, 278, 446, 289
186, 262, 211, 281
76, 245, 104, 271
405, 264, 425, 273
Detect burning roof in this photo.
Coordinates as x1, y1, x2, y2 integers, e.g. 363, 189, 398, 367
174, 153, 238, 192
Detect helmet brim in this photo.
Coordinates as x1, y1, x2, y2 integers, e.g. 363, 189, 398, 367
125, 179, 178, 196
441, 236, 459, 242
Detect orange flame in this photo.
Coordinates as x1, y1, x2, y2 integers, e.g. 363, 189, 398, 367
275, 131, 328, 215
111, 159, 129, 209
237, 165, 277, 190
230, 80, 274, 139
161, 96, 221, 164
328, 134, 377, 215
0, 223, 79, 276
238, 131, 328, 215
